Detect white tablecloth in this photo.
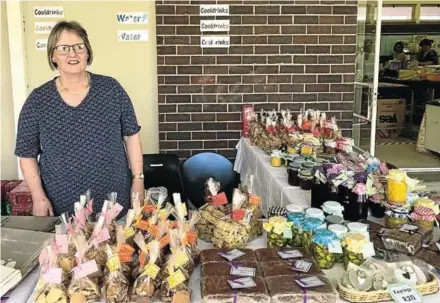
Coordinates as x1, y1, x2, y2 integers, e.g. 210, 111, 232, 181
234, 137, 311, 216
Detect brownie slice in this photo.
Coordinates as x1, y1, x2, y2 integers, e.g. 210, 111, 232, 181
260, 260, 323, 277
202, 261, 262, 277
200, 248, 256, 264
201, 276, 270, 303
255, 248, 311, 262
266, 275, 337, 303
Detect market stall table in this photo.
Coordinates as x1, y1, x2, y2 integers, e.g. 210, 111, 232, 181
234, 137, 311, 216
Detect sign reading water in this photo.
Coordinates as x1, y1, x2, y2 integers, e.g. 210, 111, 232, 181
117, 30, 148, 42
116, 12, 148, 24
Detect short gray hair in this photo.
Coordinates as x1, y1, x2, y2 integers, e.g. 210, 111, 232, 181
47, 21, 93, 70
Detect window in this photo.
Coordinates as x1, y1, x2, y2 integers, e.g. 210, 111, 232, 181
420, 6, 440, 21
377, 6, 413, 21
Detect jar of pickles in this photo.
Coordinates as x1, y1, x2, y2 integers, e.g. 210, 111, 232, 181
263, 216, 293, 248
342, 233, 368, 269
347, 222, 369, 241
411, 206, 436, 229
312, 229, 338, 269
322, 201, 344, 217
384, 205, 409, 229
299, 169, 314, 190
328, 224, 348, 263
287, 212, 305, 247
301, 217, 325, 252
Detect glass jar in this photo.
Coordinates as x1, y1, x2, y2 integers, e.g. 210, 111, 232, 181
305, 208, 325, 221
327, 184, 339, 202
322, 201, 344, 217
324, 139, 337, 154
386, 169, 408, 204
299, 169, 314, 190
300, 217, 324, 252
301, 142, 313, 156
325, 215, 344, 227
312, 229, 337, 269
342, 233, 368, 269
346, 191, 369, 221
385, 206, 409, 229
271, 151, 282, 167
287, 162, 301, 187
287, 212, 305, 247
347, 222, 369, 241
311, 178, 328, 209
411, 206, 436, 229
263, 216, 292, 249
328, 224, 348, 263
287, 145, 297, 154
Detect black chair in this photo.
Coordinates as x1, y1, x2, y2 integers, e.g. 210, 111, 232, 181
181, 152, 239, 209
142, 153, 185, 204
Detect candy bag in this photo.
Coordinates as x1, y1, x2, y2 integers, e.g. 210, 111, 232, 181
103, 244, 129, 303
133, 240, 161, 298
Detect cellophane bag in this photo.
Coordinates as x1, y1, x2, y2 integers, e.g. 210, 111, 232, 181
103, 244, 129, 303
133, 240, 162, 299
34, 244, 68, 303
131, 231, 151, 281
55, 218, 76, 287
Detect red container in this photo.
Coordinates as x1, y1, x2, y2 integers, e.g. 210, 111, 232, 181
9, 181, 33, 216
242, 105, 254, 138
1, 180, 22, 201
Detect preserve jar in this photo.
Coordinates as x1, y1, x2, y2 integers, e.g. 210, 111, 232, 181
287, 162, 301, 187
311, 177, 328, 209
386, 169, 408, 204
263, 216, 293, 249
287, 212, 305, 247
328, 224, 348, 263
342, 233, 368, 269
411, 206, 436, 229
300, 217, 325, 252
305, 208, 325, 221
299, 169, 314, 190
346, 185, 369, 221
322, 201, 344, 217
271, 151, 282, 167
325, 215, 345, 227
312, 229, 338, 269
385, 205, 409, 229
347, 222, 369, 241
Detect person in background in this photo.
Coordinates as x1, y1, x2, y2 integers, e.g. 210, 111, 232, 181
417, 39, 438, 66
15, 21, 144, 216
393, 41, 407, 63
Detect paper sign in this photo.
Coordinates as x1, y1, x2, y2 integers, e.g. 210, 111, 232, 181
35, 22, 56, 34
106, 254, 121, 272
175, 250, 190, 267
200, 19, 230, 32
144, 263, 160, 279
212, 192, 228, 206
278, 250, 303, 259
117, 30, 148, 42
94, 227, 110, 244
36, 39, 48, 51
228, 277, 256, 289
167, 269, 186, 288
283, 227, 293, 239
201, 36, 230, 48
200, 4, 229, 16
55, 235, 68, 254
388, 283, 423, 303
295, 276, 325, 288
43, 268, 62, 284
34, 6, 64, 18
230, 266, 256, 277
116, 12, 148, 24
73, 260, 98, 280
220, 249, 245, 261
232, 209, 245, 221
328, 240, 343, 254
292, 260, 312, 273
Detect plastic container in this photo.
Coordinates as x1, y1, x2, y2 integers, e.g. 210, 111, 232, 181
384, 206, 409, 229
299, 170, 314, 190
287, 162, 301, 187
312, 229, 338, 269
300, 217, 325, 252
322, 201, 344, 217
342, 233, 368, 269
305, 208, 325, 221
287, 212, 305, 247
328, 224, 348, 263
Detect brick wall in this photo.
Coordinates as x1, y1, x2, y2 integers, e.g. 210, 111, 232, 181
156, 0, 358, 160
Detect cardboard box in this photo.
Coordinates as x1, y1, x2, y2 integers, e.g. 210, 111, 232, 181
376, 98, 406, 138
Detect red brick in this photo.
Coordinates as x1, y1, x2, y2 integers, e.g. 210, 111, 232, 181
269, 36, 293, 44
294, 16, 319, 24
306, 45, 330, 54
307, 25, 332, 34
165, 76, 190, 84
178, 66, 202, 74
159, 123, 177, 132
293, 35, 318, 44
217, 56, 242, 64
320, 16, 344, 24
255, 46, 279, 54
243, 56, 267, 64
167, 95, 191, 103
166, 114, 190, 122
269, 16, 292, 24
268, 75, 291, 83
217, 113, 241, 121
157, 5, 176, 14
229, 46, 254, 54
318, 93, 342, 101
191, 76, 215, 84
255, 6, 280, 14
319, 35, 344, 44
193, 132, 216, 140
307, 5, 332, 14
281, 6, 306, 14
159, 85, 177, 94
255, 26, 280, 35
255, 85, 278, 93
279, 84, 304, 92
229, 66, 253, 74
177, 46, 201, 55
218, 76, 242, 84
280, 65, 304, 73
178, 123, 202, 131
165, 56, 190, 65
179, 141, 203, 149
318, 55, 343, 64
333, 6, 357, 15
281, 45, 305, 54
243, 94, 267, 102
178, 104, 202, 112
255, 65, 278, 74
167, 132, 191, 140
204, 122, 228, 130
293, 55, 318, 64
332, 26, 356, 34
306, 65, 330, 73
178, 85, 203, 93
164, 16, 189, 24
242, 16, 267, 24
268, 55, 292, 64
191, 56, 216, 65
243, 75, 266, 84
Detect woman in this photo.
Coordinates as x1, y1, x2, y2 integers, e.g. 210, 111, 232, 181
15, 21, 144, 216
393, 41, 407, 63
418, 39, 438, 66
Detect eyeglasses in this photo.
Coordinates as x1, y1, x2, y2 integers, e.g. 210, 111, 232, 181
54, 43, 87, 55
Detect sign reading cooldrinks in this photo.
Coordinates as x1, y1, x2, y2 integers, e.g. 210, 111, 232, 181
200, 20, 230, 32
199, 5, 230, 16
200, 36, 230, 48
34, 7, 64, 18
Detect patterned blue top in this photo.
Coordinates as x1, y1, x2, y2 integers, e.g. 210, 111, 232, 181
15, 73, 141, 216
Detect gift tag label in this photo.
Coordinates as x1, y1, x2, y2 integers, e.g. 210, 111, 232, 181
73, 260, 99, 280
106, 254, 121, 272
388, 283, 423, 303
136, 220, 149, 231
230, 266, 256, 277
328, 240, 343, 254
362, 242, 376, 259
283, 227, 293, 239
249, 195, 261, 206
245, 209, 253, 225
167, 269, 186, 289
144, 263, 160, 279
94, 227, 110, 244
124, 227, 135, 238
212, 192, 228, 206
278, 250, 303, 259
295, 276, 325, 288
185, 231, 198, 244
175, 250, 190, 267
232, 209, 246, 221
43, 268, 62, 284
399, 224, 419, 233
55, 235, 68, 254
292, 260, 312, 273
110, 203, 123, 219
220, 249, 246, 261
228, 277, 257, 289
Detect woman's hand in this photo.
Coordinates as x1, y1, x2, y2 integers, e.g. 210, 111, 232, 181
131, 179, 145, 205
33, 194, 54, 216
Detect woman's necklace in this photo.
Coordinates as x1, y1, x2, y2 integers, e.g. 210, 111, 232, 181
59, 73, 90, 95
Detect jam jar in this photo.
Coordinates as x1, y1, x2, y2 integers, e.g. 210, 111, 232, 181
312, 229, 338, 269
287, 212, 305, 247
305, 208, 325, 221
342, 233, 369, 269
287, 162, 302, 187
346, 191, 369, 221
324, 139, 337, 154
325, 215, 345, 227
385, 205, 409, 229
300, 217, 325, 252
271, 151, 282, 167
299, 169, 314, 190
322, 201, 344, 217
311, 178, 328, 209
328, 224, 348, 263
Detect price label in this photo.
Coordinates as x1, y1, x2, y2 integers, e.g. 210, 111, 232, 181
55, 235, 68, 254
106, 254, 121, 272
94, 227, 110, 244
124, 227, 135, 238
73, 260, 99, 280
228, 277, 257, 289
292, 260, 312, 273
232, 209, 245, 221
249, 195, 261, 205
278, 250, 303, 259
144, 263, 160, 279
212, 192, 228, 206
388, 283, 423, 303
295, 276, 325, 288
167, 269, 186, 289
219, 249, 246, 261
136, 220, 149, 231
362, 242, 376, 258
328, 240, 343, 254
43, 268, 62, 284
175, 250, 190, 267
283, 227, 293, 239
230, 266, 256, 277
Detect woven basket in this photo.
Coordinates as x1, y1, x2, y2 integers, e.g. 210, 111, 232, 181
338, 273, 439, 302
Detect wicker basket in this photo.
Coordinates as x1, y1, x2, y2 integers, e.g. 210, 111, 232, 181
338, 273, 439, 302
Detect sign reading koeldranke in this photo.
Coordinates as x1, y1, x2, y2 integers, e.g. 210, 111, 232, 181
34, 7, 64, 18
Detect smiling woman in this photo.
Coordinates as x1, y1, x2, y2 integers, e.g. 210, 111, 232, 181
14, 20, 145, 217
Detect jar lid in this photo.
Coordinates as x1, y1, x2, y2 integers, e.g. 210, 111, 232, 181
303, 162, 316, 169
300, 169, 313, 177
301, 217, 324, 232
286, 204, 305, 213
326, 215, 345, 225
312, 229, 337, 246
305, 208, 324, 219
322, 201, 343, 212
288, 162, 302, 169
328, 224, 348, 238
293, 156, 306, 164
287, 212, 305, 225
347, 222, 368, 233
342, 232, 367, 253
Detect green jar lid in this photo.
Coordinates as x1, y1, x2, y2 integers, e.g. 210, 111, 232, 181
300, 169, 313, 177
326, 215, 345, 225
302, 162, 316, 169
293, 156, 306, 164
289, 162, 302, 169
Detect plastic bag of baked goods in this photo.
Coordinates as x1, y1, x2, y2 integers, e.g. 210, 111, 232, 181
34, 245, 68, 303
74, 191, 94, 239
104, 192, 124, 244
106, 225, 135, 283
52, 223, 73, 287
133, 240, 161, 299
87, 202, 111, 269
67, 235, 100, 303
132, 231, 150, 280
103, 244, 129, 303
